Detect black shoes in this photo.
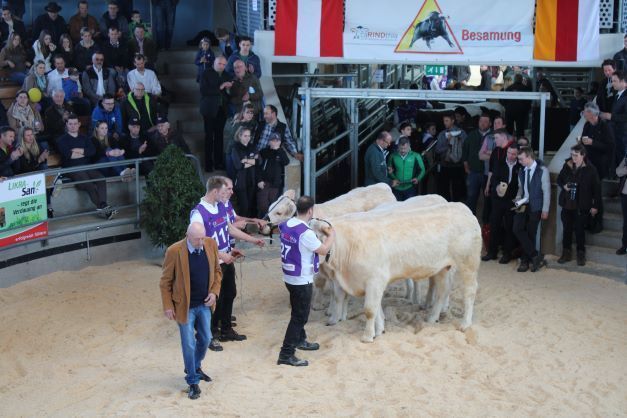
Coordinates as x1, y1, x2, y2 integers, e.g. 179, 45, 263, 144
616, 247, 626, 255
296, 341, 320, 351
576, 251, 586, 266
277, 355, 308, 367
558, 248, 572, 264
498, 254, 512, 264
219, 329, 247, 342
183, 368, 212, 382
530, 254, 547, 272
187, 383, 201, 400
481, 252, 497, 261
209, 338, 223, 352
517, 260, 529, 272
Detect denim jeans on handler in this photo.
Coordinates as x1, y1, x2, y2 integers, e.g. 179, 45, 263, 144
178, 304, 212, 385
465, 171, 484, 215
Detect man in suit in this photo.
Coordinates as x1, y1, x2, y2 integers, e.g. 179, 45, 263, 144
600, 70, 627, 167
199, 56, 232, 172
159, 222, 222, 400
596, 59, 616, 114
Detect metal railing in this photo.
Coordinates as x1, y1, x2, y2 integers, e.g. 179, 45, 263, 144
1, 154, 203, 251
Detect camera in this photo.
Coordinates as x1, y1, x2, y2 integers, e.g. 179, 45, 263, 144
567, 182, 577, 200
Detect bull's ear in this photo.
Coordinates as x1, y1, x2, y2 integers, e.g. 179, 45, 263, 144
321, 225, 332, 236
284, 189, 295, 200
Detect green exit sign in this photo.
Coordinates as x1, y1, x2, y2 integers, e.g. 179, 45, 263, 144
425, 65, 447, 76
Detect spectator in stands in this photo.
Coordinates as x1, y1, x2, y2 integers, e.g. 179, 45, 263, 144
194, 37, 214, 83
91, 93, 122, 139
600, 70, 627, 168
615, 154, 627, 255
15, 127, 49, 174
115, 0, 133, 21
73, 27, 100, 72
22, 61, 50, 108
101, 26, 129, 95
256, 132, 289, 217
128, 25, 157, 69
482, 143, 521, 264
485, 128, 515, 198
453, 106, 475, 133
556, 144, 601, 266
463, 114, 491, 215
119, 116, 153, 173
448, 65, 471, 87
230, 126, 257, 217
478, 65, 492, 91
216, 28, 237, 59
581, 101, 614, 180
536, 71, 559, 107
229, 59, 263, 115
224, 103, 257, 178
479, 115, 503, 175
0, 126, 20, 177
127, 53, 161, 96
597, 59, 616, 114
0, 32, 29, 85
122, 81, 158, 133
255, 105, 302, 161
43, 89, 72, 145
394, 121, 413, 152
153, 0, 178, 50
68, 1, 100, 44
62, 67, 91, 116
504, 73, 532, 137
517, 136, 530, 147
33, 2, 67, 44
90, 119, 130, 177
128, 10, 151, 40
46, 55, 67, 95
150, 115, 190, 155
568, 87, 587, 131
56, 114, 117, 219
613, 34, 627, 72
0, 6, 26, 46
199, 55, 231, 171
99, 0, 128, 37
83, 52, 116, 107
435, 114, 467, 202
57, 33, 76, 68
226, 36, 262, 78
421, 122, 437, 151
387, 137, 425, 201
513, 146, 550, 272
364, 130, 396, 187
7, 90, 44, 141
32, 30, 56, 72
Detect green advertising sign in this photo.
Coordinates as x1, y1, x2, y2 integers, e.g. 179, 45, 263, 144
425, 65, 447, 76
0, 173, 48, 247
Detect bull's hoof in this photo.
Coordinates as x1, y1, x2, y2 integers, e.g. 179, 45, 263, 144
311, 304, 326, 311
459, 321, 472, 332
360, 334, 375, 343
326, 318, 338, 326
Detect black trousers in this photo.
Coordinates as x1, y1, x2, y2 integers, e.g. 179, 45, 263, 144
561, 208, 587, 251
279, 282, 313, 358
436, 165, 466, 202
489, 197, 516, 256
202, 109, 226, 171
513, 210, 541, 261
66, 170, 107, 208
621, 194, 627, 247
211, 263, 236, 332
506, 110, 529, 138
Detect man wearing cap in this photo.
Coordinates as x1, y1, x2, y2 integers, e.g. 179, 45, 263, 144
150, 115, 190, 154
120, 117, 154, 174
33, 2, 67, 44
122, 82, 159, 134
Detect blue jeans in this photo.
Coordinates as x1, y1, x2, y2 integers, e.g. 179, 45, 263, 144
178, 304, 212, 385
465, 172, 484, 215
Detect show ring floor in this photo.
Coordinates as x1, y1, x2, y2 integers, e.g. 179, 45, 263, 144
0, 249, 625, 416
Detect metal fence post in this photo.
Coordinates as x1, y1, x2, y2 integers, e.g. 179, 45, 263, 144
539, 93, 547, 161
303, 88, 312, 196
349, 97, 359, 189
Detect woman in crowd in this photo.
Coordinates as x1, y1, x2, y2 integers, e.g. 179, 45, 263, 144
90, 120, 131, 178
74, 27, 99, 72
0, 33, 30, 85
14, 127, 53, 217
223, 103, 257, 179
32, 30, 56, 72
57, 34, 76, 69
23, 61, 51, 111
7, 90, 44, 142
230, 126, 257, 217
256, 132, 289, 218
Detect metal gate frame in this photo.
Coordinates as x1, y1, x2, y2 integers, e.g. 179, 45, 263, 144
298, 88, 550, 197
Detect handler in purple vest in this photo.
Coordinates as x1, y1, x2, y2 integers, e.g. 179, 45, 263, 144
277, 195, 335, 367
190, 176, 264, 352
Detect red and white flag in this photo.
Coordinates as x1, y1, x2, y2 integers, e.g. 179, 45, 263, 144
274, 0, 344, 57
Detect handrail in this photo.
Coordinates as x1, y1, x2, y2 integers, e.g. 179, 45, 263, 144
272, 73, 358, 79
1, 153, 203, 252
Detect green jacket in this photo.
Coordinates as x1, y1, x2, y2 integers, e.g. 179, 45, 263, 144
388, 151, 425, 191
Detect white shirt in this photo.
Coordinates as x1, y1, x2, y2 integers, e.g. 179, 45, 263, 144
47, 69, 69, 95
190, 198, 231, 261
283, 218, 322, 286
186, 239, 204, 254
505, 159, 516, 183
617, 89, 625, 101
94, 66, 105, 96
127, 68, 162, 95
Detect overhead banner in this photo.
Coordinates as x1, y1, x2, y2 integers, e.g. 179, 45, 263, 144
0, 174, 48, 248
344, 0, 535, 62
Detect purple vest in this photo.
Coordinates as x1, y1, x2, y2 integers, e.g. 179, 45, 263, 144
279, 221, 319, 277
193, 203, 231, 252
223, 201, 237, 247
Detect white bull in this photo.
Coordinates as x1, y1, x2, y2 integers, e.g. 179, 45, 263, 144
311, 202, 481, 343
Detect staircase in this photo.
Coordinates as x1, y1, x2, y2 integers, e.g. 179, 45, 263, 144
541, 67, 594, 105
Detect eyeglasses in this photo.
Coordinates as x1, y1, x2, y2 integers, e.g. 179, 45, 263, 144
134, 88, 145, 92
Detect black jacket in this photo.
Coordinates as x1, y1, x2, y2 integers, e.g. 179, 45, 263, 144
150, 129, 190, 155
557, 159, 602, 211
490, 158, 521, 201
581, 119, 614, 178
230, 141, 257, 191
32, 14, 67, 44
0, 18, 27, 45
611, 92, 627, 145
256, 147, 289, 189
102, 40, 128, 68
199, 67, 230, 118
0, 145, 17, 177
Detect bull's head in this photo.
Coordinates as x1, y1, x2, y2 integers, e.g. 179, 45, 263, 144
266, 190, 297, 225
